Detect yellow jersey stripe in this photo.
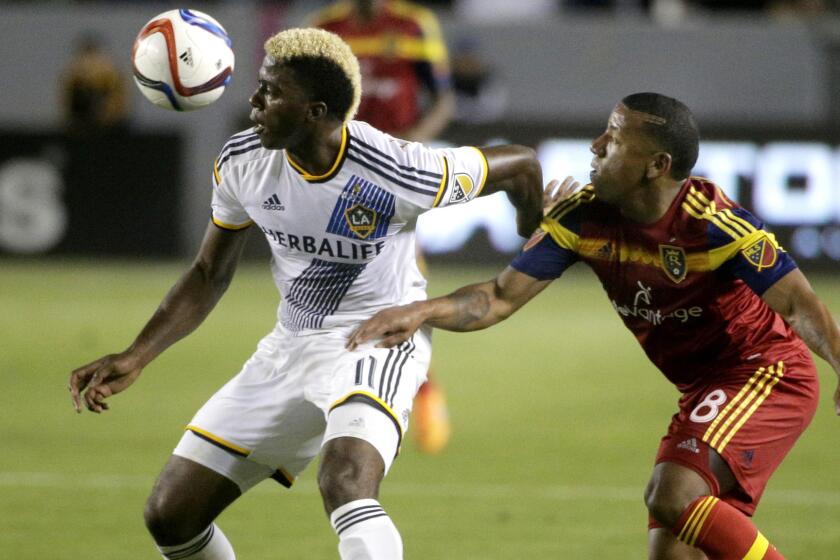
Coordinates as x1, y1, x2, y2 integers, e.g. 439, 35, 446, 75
713, 209, 751, 237
548, 188, 595, 220
432, 155, 449, 208
472, 147, 489, 197
186, 425, 251, 456
286, 126, 347, 181
542, 220, 581, 252
742, 532, 770, 560
688, 497, 719, 546
683, 197, 743, 240
721, 208, 757, 234
212, 217, 253, 231
717, 363, 784, 452
213, 159, 222, 186
343, 35, 446, 62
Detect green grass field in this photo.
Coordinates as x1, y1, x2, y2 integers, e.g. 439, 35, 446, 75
2, 258, 839, 558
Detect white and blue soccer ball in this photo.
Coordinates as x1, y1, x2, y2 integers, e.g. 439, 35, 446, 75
132, 9, 234, 111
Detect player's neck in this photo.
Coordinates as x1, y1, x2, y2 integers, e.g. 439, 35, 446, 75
618, 179, 683, 225
286, 124, 344, 176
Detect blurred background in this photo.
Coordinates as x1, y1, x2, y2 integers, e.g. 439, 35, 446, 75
2, 1, 840, 558
2, 0, 840, 264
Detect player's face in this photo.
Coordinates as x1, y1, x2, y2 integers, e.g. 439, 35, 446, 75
589, 104, 659, 204
249, 57, 312, 150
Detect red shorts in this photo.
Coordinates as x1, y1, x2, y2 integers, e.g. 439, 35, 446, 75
654, 351, 819, 516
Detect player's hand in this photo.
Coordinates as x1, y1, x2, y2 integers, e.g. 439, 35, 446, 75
347, 303, 427, 351
543, 176, 581, 214
68, 352, 144, 413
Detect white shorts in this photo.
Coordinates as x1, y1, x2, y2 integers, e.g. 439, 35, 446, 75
173, 324, 431, 492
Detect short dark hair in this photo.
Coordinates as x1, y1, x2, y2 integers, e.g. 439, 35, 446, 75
285, 56, 355, 122
621, 92, 699, 180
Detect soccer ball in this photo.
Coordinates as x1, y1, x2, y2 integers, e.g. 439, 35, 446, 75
132, 9, 234, 111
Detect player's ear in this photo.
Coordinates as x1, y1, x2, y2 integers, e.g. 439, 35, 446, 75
307, 101, 329, 122
647, 152, 672, 180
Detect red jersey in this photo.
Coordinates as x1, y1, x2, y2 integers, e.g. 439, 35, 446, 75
512, 178, 805, 393
311, 0, 451, 134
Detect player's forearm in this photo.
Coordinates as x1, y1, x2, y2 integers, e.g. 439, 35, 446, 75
786, 296, 840, 373
422, 280, 513, 332
126, 261, 232, 367
481, 146, 543, 237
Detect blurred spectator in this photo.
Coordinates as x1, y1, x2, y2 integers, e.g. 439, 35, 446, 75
60, 33, 129, 135
309, 0, 455, 142
449, 37, 508, 124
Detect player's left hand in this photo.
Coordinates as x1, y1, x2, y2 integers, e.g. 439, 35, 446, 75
543, 176, 581, 214
347, 303, 426, 351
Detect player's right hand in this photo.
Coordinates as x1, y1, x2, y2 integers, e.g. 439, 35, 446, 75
347, 303, 426, 351
543, 176, 581, 214
68, 353, 143, 414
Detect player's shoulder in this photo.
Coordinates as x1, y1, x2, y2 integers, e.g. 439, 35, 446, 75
347, 120, 418, 165
307, 1, 354, 27
215, 128, 271, 174
680, 176, 764, 243
387, 0, 442, 33
545, 185, 598, 221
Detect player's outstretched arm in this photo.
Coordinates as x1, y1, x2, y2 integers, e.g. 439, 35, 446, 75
68, 221, 251, 413
478, 145, 544, 238
347, 266, 551, 350
762, 268, 840, 415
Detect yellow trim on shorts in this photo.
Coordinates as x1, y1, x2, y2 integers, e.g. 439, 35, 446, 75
186, 425, 251, 457
330, 391, 404, 437
701, 362, 784, 453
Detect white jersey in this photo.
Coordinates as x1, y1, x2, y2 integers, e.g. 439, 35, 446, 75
211, 120, 488, 334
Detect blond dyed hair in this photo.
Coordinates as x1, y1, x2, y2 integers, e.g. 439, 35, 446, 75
264, 28, 361, 122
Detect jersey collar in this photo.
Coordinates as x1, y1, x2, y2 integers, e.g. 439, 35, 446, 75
285, 126, 348, 183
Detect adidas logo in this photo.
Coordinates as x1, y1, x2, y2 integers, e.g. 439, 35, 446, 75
262, 194, 285, 211
179, 48, 194, 67
677, 437, 700, 454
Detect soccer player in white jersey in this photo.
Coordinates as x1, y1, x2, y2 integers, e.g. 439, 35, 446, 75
68, 28, 543, 560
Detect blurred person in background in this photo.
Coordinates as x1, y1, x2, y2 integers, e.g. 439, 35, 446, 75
310, 0, 457, 454
68, 27, 543, 560
448, 36, 508, 125
349, 92, 840, 560
60, 33, 129, 135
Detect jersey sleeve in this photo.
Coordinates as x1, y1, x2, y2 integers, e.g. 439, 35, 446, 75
706, 206, 797, 295
210, 157, 252, 231
510, 229, 578, 280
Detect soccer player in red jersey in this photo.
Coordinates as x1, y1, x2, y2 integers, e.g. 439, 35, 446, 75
347, 92, 840, 559
312, 0, 457, 453
309, 0, 455, 142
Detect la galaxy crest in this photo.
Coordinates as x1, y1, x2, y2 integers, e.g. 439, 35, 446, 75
326, 175, 394, 241
344, 204, 377, 239
659, 244, 687, 283
741, 235, 777, 271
